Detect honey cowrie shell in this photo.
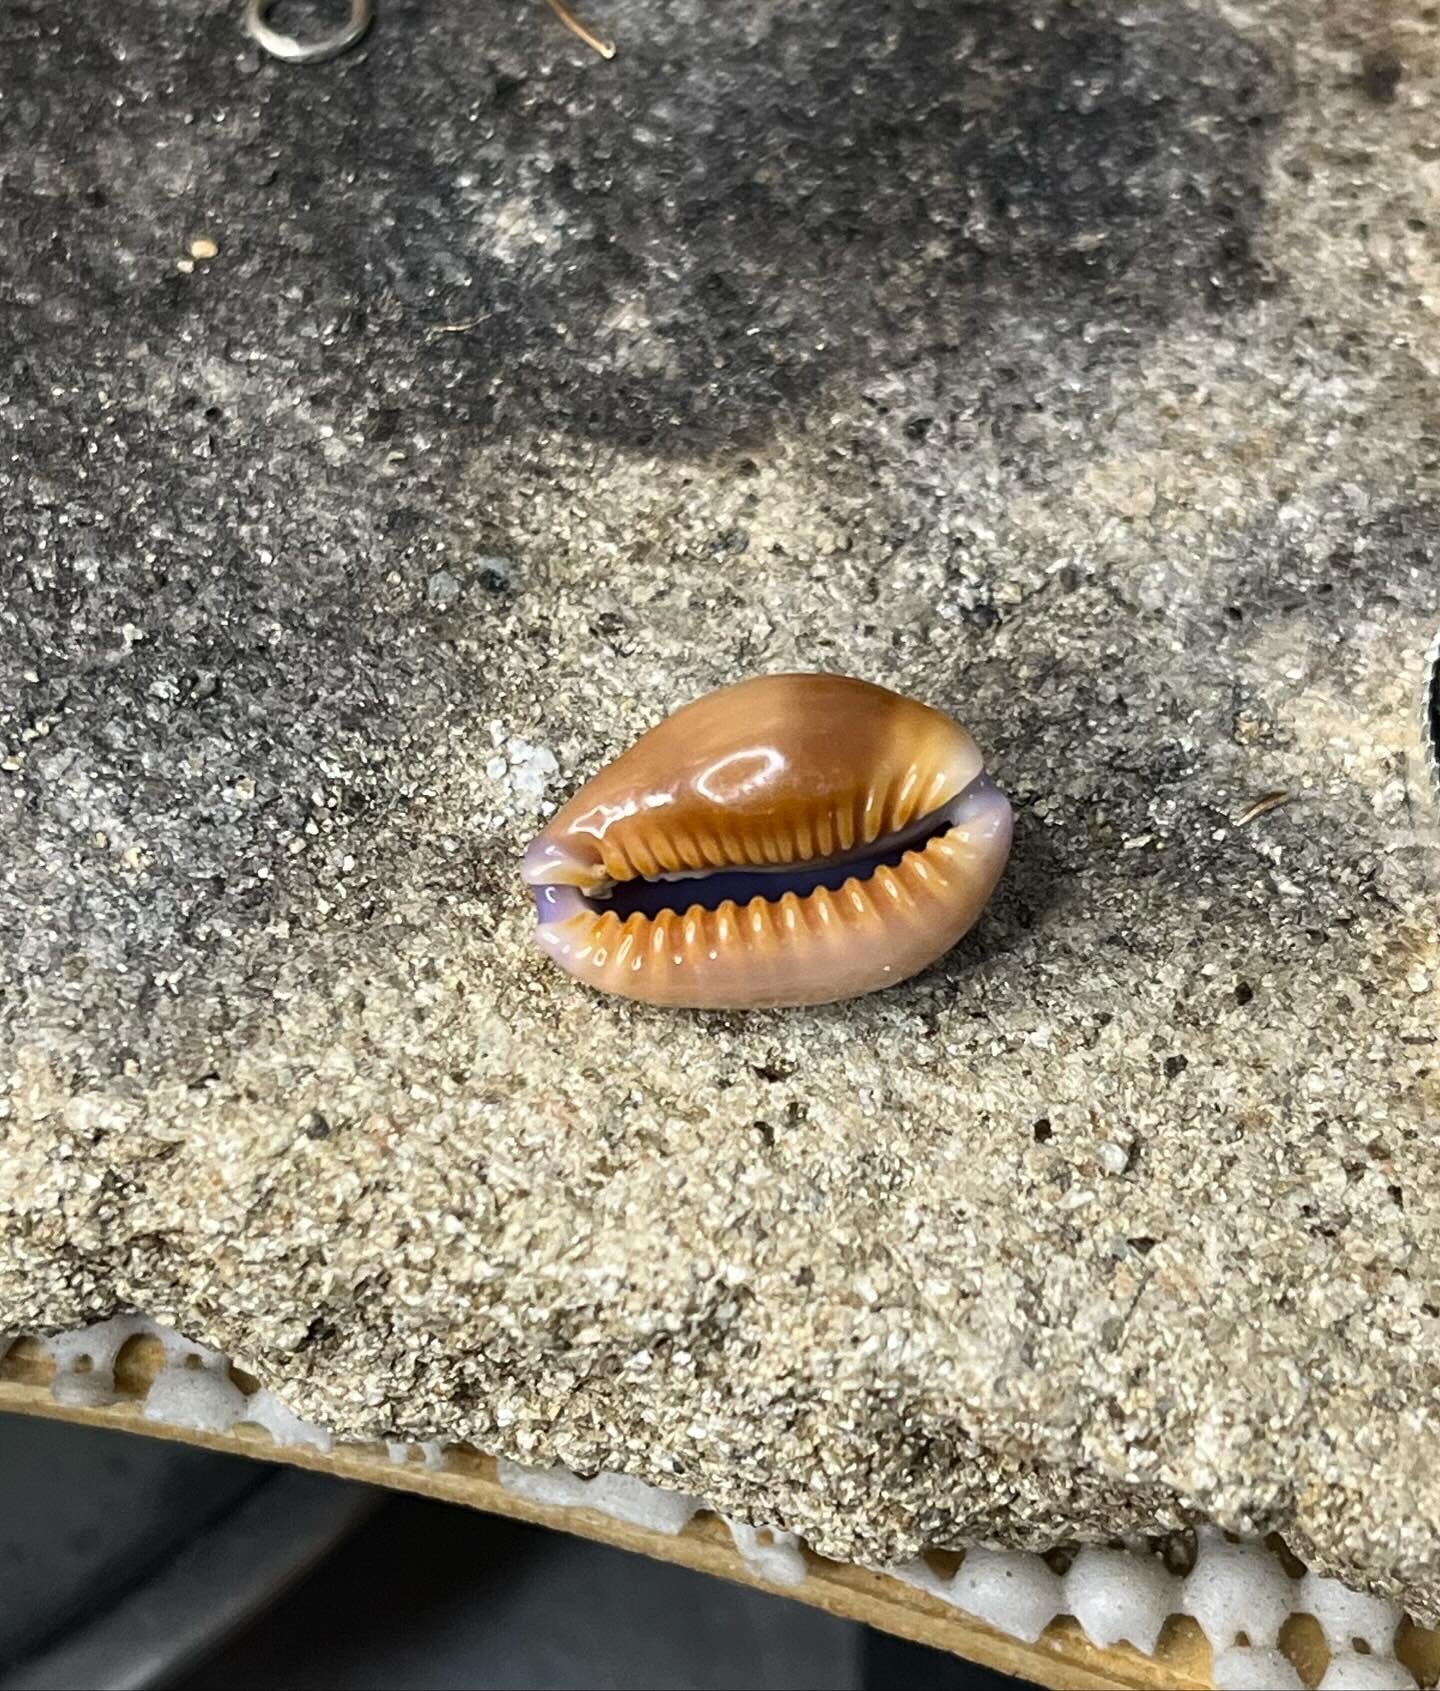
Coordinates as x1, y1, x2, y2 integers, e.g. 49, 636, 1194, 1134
522, 673, 1012, 1009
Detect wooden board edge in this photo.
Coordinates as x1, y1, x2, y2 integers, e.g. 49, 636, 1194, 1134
0, 1346, 1205, 1691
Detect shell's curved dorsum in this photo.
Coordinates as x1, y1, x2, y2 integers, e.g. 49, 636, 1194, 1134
522, 673, 1012, 1009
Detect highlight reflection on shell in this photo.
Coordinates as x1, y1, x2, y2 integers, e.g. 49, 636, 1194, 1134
522, 673, 1013, 1010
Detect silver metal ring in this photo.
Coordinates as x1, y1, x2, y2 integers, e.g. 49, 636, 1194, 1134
244, 0, 372, 63
1424, 625, 1440, 799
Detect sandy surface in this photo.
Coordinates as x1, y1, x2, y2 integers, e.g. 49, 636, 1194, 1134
2, 0, 1439, 1615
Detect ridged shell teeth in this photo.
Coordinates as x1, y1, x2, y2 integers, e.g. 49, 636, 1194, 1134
533, 808, 1011, 1010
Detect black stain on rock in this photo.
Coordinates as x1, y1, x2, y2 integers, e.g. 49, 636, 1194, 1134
1359, 49, 1404, 104
372, 0, 1287, 449
0, 0, 1287, 457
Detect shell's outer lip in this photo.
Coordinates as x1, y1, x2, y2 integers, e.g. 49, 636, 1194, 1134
530, 772, 1014, 1009
1424, 626, 1440, 799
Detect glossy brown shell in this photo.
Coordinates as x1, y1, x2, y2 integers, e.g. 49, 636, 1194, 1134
523, 673, 1012, 1009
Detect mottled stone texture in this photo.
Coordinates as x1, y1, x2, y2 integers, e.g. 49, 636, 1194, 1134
3, 0, 1439, 1616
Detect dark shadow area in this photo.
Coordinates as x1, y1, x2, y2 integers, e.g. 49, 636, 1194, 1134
865, 1628, 1031, 1690
174, 1490, 1015, 1691
0, 1412, 265, 1674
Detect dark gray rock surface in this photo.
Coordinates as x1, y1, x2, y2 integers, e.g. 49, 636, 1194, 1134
3, 0, 1440, 1617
